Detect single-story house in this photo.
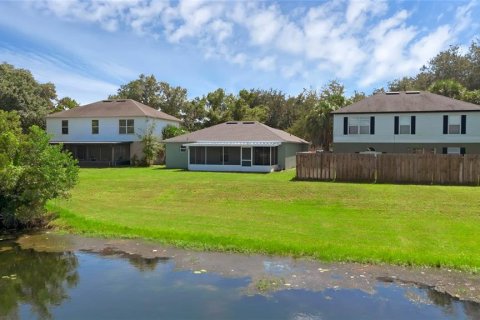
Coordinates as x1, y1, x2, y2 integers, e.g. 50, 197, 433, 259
164, 121, 309, 172
46, 99, 181, 166
332, 91, 480, 154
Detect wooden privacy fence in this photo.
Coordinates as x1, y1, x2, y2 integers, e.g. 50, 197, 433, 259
296, 152, 480, 185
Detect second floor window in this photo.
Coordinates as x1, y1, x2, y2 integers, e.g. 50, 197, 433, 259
92, 120, 99, 134
394, 116, 416, 135
348, 117, 370, 134
62, 120, 68, 134
443, 115, 466, 134
119, 119, 134, 134
448, 115, 461, 134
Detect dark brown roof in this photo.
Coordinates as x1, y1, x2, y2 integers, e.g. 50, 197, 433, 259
164, 121, 309, 144
332, 91, 480, 114
47, 99, 182, 122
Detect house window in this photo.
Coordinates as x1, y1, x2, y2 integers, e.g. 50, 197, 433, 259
62, 120, 68, 134
119, 119, 134, 134
271, 147, 278, 165
442, 147, 466, 155
189, 146, 205, 164
448, 115, 461, 134
180, 145, 186, 152
223, 147, 241, 165
253, 147, 271, 166
92, 120, 99, 134
348, 117, 370, 134
399, 116, 411, 134
447, 147, 461, 154
206, 147, 223, 165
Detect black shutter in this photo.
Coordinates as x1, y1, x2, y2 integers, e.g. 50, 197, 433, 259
442, 147, 448, 154
461, 115, 466, 134
443, 115, 448, 134
460, 147, 466, 155
411, 116, 416, 135
370, 116, 375, 135
343, 117, 348, 135
394, 116, 399, 134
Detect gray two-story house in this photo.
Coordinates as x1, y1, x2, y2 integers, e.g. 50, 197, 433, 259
332, 91, 480, 154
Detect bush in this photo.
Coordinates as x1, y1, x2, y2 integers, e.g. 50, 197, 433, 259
0, 110, 78, 229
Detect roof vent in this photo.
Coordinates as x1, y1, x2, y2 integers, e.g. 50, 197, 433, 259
242, 121, 255, 124
226, 121, 238, 124
406, 91, 420, 94
385, 92, 400, 95
102, 100, 113, 102
116, 99, 127, 102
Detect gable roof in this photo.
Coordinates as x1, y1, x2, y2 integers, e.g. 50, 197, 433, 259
47, 99, 182, 122
332, 91, 480, 114
164, 121, 309, 144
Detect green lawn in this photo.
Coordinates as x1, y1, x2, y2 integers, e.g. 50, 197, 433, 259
48, 167, 480, 271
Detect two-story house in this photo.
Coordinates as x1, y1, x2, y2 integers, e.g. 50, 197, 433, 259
46, 99, 181, 166
332, 91, 480, 154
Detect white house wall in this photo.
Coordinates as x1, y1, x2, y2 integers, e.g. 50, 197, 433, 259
46, 117, 179, 142
333, 112, 480, 144
188, 164, 277, 172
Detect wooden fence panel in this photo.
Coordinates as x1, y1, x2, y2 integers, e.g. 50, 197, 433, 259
296, 152, 480, 186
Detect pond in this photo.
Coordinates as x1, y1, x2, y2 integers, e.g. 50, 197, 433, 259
1, 233, 479, 319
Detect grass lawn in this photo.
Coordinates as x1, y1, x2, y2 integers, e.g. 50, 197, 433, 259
48, 167, 480, 271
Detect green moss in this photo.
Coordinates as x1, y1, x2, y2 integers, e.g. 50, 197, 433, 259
48, 166, 480, 272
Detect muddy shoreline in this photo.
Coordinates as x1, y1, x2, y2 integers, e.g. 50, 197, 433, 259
6, 232, 478, 304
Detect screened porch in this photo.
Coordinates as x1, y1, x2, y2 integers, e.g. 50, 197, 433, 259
62, 143, 131, 167
185, 142, 280, 172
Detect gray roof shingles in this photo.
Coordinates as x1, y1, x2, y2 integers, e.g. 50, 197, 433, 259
332, 91, 480, 114
47, 99, 182, 122
164, 121, 309, 144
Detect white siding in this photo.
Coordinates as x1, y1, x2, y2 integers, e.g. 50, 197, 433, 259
46, 117, 179, 142
188, 164, 277, 172
333, 112, 480, 144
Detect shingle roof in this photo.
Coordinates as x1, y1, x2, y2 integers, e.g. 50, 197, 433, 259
164, 121, 309, 144
47, 99, 182, 122
332, 91, 480, 114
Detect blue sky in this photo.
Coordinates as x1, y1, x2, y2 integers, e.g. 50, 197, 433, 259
0, 0, 479, 104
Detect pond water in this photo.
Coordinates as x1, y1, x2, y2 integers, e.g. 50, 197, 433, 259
1, 233, 479, 319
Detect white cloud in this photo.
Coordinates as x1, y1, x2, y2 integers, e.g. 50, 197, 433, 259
22, 0, 480, 91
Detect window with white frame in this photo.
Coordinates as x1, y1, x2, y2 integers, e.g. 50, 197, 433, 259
448, 115, 461, 134
348, 117, 370, 134
119, 119, 134, 134
399, 116, 411, 134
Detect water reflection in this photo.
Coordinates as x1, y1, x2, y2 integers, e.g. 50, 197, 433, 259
82, 247, 169, 272
0, 236, 479, 320
0, 242, 78, 319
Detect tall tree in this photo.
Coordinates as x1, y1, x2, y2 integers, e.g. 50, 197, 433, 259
110, 74, 189, 119
428, 79, 466, 99
0, 63, 57, 130
466, 40, 480, 90
52, 97, 80, 113
422, 45, 471, 87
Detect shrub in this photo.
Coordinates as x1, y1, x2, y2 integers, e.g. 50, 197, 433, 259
0, 110, 78, 229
